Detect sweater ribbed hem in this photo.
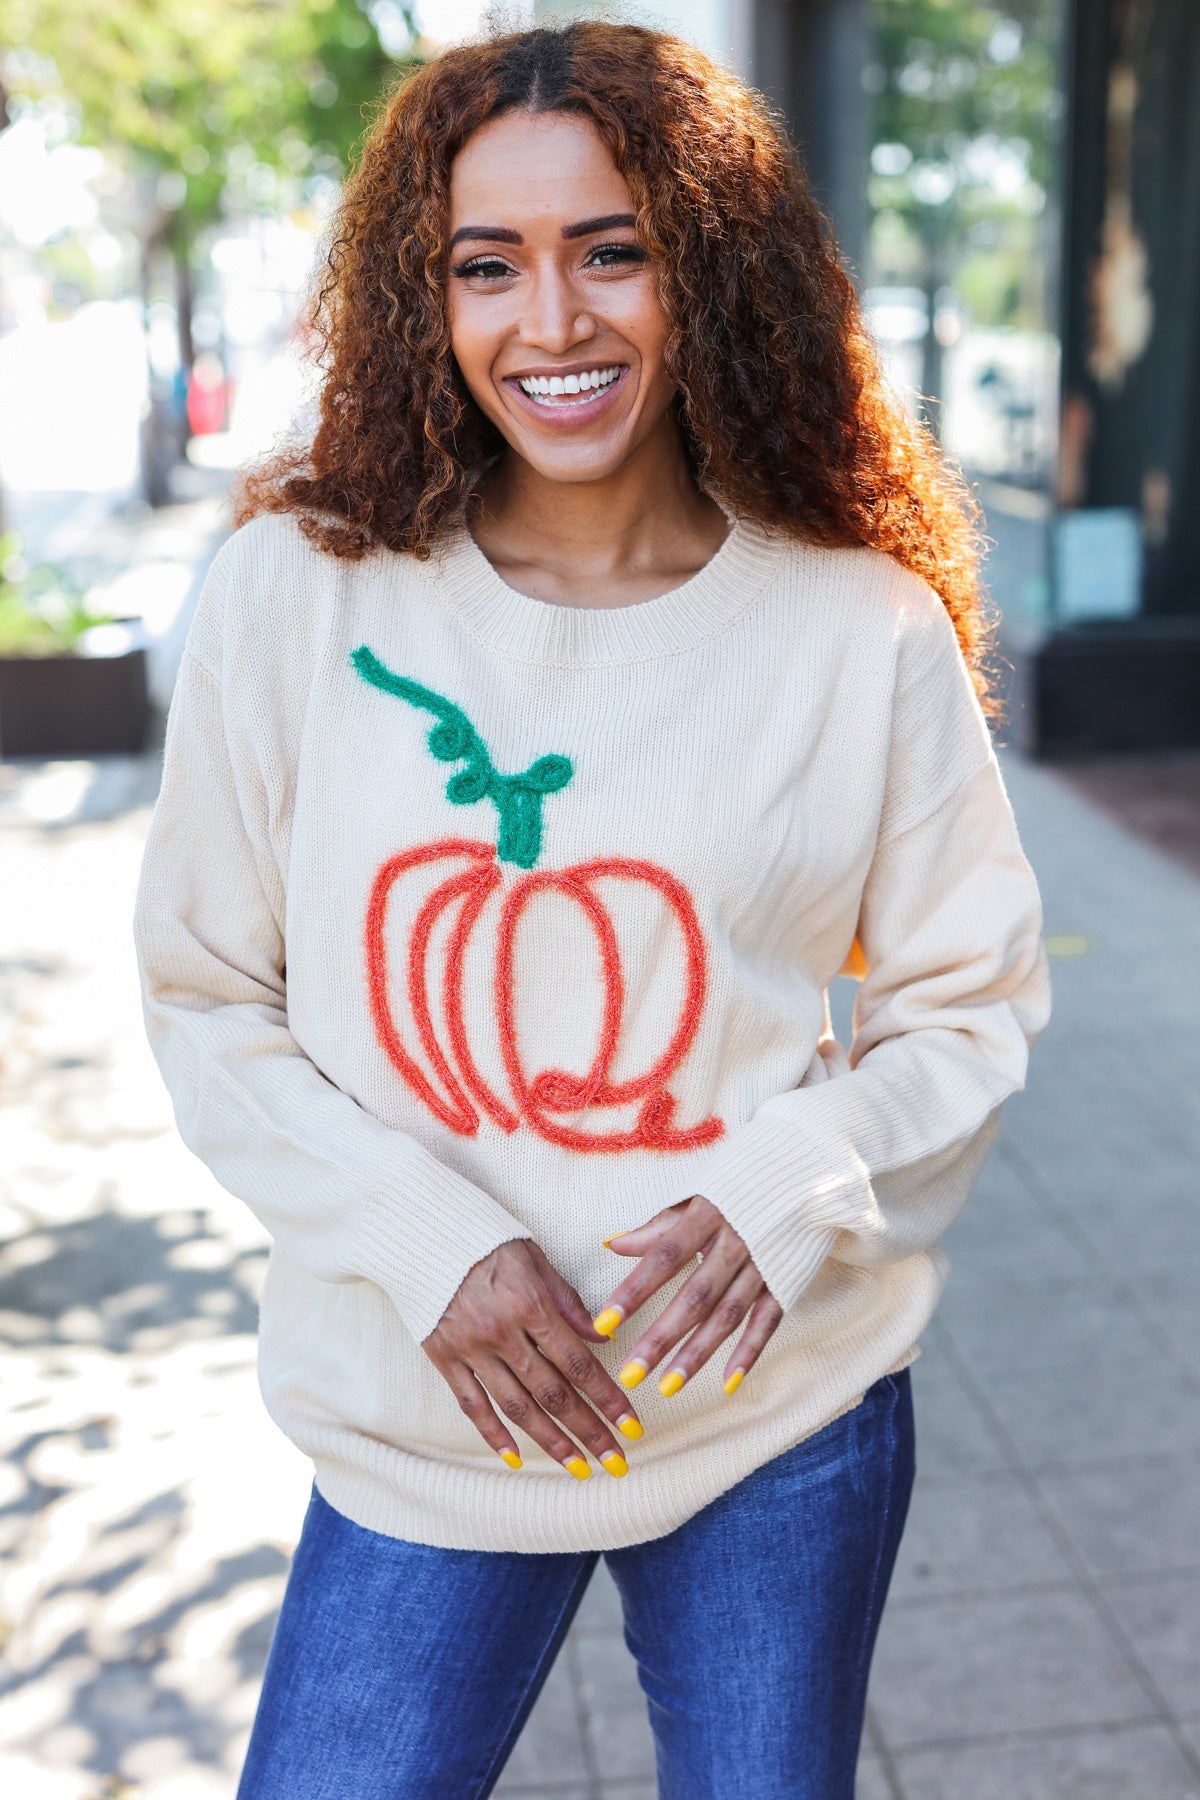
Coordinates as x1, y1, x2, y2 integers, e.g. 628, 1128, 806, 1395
281, 1258, 936, 1554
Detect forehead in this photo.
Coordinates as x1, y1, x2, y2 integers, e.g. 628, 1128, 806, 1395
448, 110, 632, 225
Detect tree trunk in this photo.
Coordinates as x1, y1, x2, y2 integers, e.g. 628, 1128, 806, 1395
173, 240, 195, 379
918, 209, 948, 444
138, 229, 174, 507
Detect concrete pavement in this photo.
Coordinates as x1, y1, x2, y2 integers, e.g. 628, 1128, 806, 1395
2, 526, 1199, 1795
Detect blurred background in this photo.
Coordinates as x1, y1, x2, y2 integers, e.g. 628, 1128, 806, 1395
1, 2, 1198, 1796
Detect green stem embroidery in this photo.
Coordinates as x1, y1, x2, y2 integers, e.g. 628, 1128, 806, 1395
351, 645, 573, 869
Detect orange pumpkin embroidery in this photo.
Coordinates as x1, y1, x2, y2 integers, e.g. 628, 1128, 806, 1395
355, 649, 726, 1154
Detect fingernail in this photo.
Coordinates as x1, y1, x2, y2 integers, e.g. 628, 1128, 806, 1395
601, 1450, 629, 1478
592, 1305, 623, 1338
602, 1229, 634, 1247
659, 1369, 686, 1397
564, 1455, 591, 1480
617, 1413, 644, 1440
618, 1359, 647, 1388
723, 1370, 744, 1396
500, 1448, 523, 1469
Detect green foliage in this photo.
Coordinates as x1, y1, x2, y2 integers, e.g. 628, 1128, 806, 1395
0, 532, 113, 657
867, 0, 1064, 326
872, 0, 1061, 184
3, 0, 411, 243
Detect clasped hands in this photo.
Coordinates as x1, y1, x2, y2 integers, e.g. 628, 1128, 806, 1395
422, 1193, 783, 1480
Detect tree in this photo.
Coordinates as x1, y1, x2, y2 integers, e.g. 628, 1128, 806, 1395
4, 0, 411, 390
868, 0, 1063, 434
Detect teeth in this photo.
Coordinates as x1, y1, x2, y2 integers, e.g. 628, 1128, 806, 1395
516, 365, 623, 403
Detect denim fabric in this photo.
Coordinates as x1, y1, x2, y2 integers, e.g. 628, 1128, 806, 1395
236, 1366, 915, 1799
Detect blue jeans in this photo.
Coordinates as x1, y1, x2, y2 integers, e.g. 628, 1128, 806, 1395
236, 1366, 915, 1799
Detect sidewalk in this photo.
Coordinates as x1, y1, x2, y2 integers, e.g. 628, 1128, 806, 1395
2, 542, 1198, 1796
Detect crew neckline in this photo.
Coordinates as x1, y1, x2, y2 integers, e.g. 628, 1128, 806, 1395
432, 505, 787, 667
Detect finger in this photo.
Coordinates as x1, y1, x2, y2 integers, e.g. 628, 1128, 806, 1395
592, 1215, 714, 1338
653, 1265, 766, 1395
614, 1236, 749, 1390
474, 1354, 599, 1478
443, 1359, 527, 1470
602, 1200, 691, 1256
510, 1334, 636, 1475
526, 1312, 647, 1444
722, 1289, 785, 1393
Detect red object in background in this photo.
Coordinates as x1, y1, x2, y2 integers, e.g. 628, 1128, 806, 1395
186, 352, 232, 435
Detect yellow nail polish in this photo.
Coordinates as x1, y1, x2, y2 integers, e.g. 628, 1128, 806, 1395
723, 1370, 744, 1396
659, 1369, 686, 1397
500, 1449, 523, 1469
564, 1455, 591, 1480
601, 1451, 629, 1478
617, 1413, 644, 1440
593, 1306, 623, 1338
619, 1360, 647, 1388
602, 1229, 634, 1247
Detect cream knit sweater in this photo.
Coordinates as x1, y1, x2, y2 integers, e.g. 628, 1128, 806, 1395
133, 507, 1050, 1553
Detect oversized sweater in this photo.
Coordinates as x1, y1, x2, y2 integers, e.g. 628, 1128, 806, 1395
133, 505, 1051, 1553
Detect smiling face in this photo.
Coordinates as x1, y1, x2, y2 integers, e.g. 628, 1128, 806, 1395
445, 109, 680, 487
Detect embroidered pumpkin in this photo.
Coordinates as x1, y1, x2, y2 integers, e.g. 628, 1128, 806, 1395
354, 647, 726, 1155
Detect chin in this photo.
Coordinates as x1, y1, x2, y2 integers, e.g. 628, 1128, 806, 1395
513, 438, 635, 484
528, 458, 627, 484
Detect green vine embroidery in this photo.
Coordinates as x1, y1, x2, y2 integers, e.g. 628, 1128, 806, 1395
351, 645, 574, 869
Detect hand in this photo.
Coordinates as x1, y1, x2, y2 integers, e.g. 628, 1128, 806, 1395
422, 1238, 644, 1479
592, 1195, 783, 1397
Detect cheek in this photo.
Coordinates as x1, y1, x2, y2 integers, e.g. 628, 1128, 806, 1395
617, 280, 672, 380
447, 306, 500, 411
446, 296, 478, 372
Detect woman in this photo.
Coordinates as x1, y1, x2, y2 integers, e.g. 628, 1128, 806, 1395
134, 21, 1050, 1798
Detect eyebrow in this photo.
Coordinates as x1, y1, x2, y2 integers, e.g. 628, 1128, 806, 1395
448, 225, 522, 249
447, 213, 637, 249
562, 212, 637, 239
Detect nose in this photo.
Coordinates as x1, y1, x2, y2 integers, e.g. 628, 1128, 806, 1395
517, 263, 596, 355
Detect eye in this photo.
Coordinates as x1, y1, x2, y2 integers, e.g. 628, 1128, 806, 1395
450, 255, 516, 281
586, 242, 647, 269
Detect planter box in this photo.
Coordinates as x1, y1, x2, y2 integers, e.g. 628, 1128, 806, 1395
0, 647, 150, 758
1002, 616, 1200, 756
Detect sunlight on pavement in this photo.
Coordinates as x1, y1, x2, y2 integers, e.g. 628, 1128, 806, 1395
1, 772, 312, 1796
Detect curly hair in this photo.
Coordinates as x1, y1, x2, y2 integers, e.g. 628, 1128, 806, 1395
231, 19, 996, 703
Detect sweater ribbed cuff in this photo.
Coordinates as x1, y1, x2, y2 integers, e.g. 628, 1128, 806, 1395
688, 1122, 873, 1313
355, 1159, 531, 1345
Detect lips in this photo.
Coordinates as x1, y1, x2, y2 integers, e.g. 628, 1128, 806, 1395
503, 363, 631, 424
515, 364, 624, 401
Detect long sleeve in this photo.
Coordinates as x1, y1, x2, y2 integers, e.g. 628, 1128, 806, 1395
683, 583, 1052, 1313
133, 622, 532, 1348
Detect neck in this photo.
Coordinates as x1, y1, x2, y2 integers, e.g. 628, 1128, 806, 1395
471, 414, 725, 582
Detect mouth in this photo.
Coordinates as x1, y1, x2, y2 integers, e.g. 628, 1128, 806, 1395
502, 362, 630, 425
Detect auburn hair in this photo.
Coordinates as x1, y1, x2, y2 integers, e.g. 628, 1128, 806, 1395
231, 20, 996, 704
